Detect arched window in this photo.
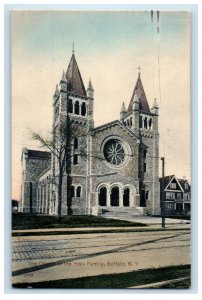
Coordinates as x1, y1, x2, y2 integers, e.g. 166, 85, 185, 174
81, 102, 86, 116
149, 118, 152, 129
74, 101, 80, 115
144, 117, 147, 129
99, 187, 107, 206
68, 98, 73, 113
74, 138, 78, 150
76, 186, 81, 197
70, 186, 75, 198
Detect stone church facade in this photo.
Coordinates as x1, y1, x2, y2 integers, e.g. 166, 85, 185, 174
19, 51, 160, 216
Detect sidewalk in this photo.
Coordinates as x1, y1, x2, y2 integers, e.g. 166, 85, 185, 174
12, 217, 190, 236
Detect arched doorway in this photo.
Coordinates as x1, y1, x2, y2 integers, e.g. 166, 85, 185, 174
123, 188, 130, 207
110, 187, 119, 206
98, 187, 107, 206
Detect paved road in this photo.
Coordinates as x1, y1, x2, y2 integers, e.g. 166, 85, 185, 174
12, 226, 191, 285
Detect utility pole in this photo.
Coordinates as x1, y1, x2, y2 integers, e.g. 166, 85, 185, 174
161, 157, 165, 228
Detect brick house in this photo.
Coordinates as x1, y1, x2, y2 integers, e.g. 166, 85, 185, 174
19, 51, 160, 216
159, 175, 191, 215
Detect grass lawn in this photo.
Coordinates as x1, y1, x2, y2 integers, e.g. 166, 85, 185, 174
12, 264, 191, 289
12, 213, 146, 230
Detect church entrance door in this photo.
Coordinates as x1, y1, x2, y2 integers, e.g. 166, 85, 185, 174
110, 187, 119, 206
123, 188, 130, 207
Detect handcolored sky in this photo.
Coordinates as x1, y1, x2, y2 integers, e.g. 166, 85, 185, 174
12, 10, 190, 200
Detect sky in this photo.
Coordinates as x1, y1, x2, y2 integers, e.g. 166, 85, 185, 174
12, 10, 190, 200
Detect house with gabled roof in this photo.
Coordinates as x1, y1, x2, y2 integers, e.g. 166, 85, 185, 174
19, 50, 160, 217
159, 175, 191, 215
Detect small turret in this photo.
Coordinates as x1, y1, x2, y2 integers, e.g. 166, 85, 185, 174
60, 70, 67, 92
87, 78, 94, 99
151, 98, 159, 115
120, 102, 127, 119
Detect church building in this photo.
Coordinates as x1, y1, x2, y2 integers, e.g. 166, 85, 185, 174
19, 51, 160, 217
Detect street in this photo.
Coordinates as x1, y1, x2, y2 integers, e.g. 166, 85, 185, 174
12, 224, 191, 288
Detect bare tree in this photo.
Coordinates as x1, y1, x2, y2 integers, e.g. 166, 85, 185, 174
32, 117, 80, 223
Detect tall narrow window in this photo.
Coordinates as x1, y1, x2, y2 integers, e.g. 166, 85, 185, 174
149, 118, 152, 129
81, 102, 86, 116
139, 116, 143, 128
144, 163, 147, 173
68, 98, 73, 113
74, 138, 78, 150
146, 190, 149, 200
143, 149, 147, 159
144, 117, 147, 129
70, 186, 75, 198
127, 119, 130, 126
77, 186, 81, 197
130, 117, 132, 127
73, 154, 78, 165
75, 101, 80, 115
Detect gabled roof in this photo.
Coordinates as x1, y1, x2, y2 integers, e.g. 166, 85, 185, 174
178, 179, 191, 192
92, 120, 139, 140
159, 175, 186, 192
128, 75, 150, 113
159, 175, 175, 185
66, 54, 86, 97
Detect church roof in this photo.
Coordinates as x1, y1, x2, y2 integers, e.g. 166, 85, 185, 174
92, 120, 139, 140
128, 75, 150, 113
22, 148, 51, 160
66, 53, 86, 97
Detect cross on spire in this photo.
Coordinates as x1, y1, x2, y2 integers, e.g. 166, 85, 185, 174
138, 66, 141, 76
72, 42, 75, 54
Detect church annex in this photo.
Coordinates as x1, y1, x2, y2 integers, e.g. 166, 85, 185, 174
19, 51, 160, 216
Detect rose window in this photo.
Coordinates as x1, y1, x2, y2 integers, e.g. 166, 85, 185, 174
103, 139, 125, 165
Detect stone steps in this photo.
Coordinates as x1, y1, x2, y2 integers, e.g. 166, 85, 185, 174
101, 206, 146, 221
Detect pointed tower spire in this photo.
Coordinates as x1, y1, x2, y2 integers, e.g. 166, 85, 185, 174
128, 72, 150, 113
66, 52, 86, 97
